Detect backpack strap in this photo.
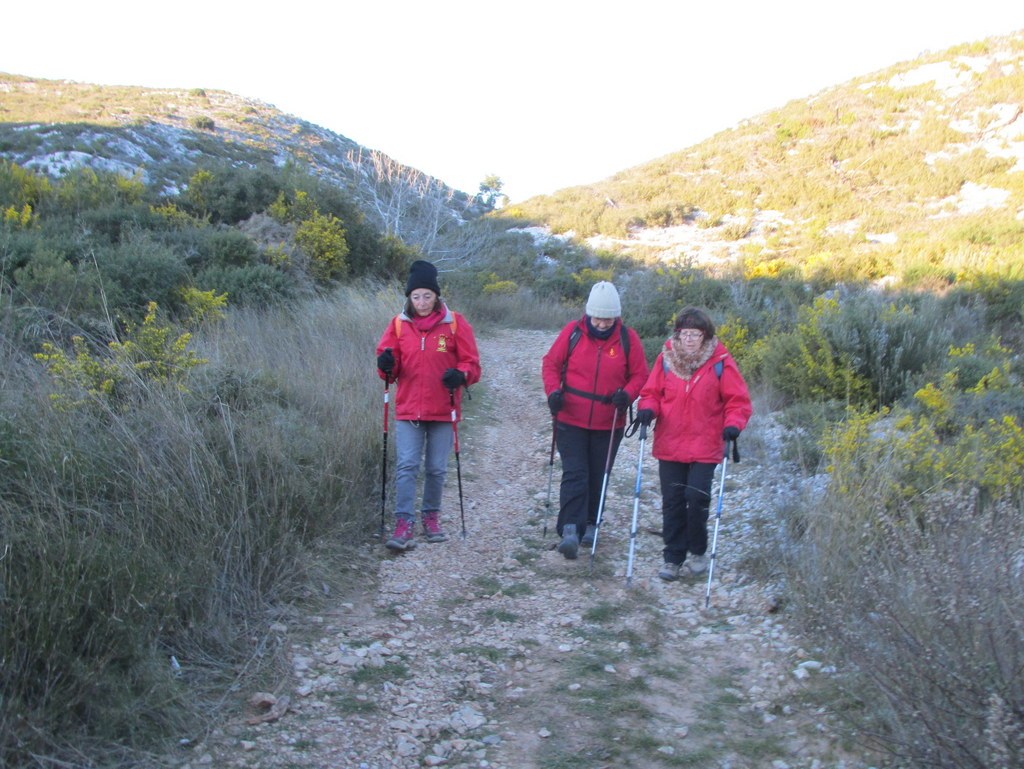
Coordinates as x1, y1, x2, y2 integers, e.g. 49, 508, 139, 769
561, 323, 633, 403
561, 326, 583, 384
663, 356, 725, 378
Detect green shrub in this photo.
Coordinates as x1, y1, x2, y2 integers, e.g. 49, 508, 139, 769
482, 279, 517, 295
11, 246, 106, 319
95, 234, 191, 320
181, 165, 282, 224
294, 211, 348, 281
750, 292, 961, 408
198, 227, 260, 269
196, 264, 301, 306
78, 202, 160, 244
189, 115, 215, 131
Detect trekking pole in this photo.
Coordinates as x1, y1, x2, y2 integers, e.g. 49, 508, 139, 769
625, 421, 648, 587
379, 363, 392, 540
588, 409, 622, 574
449, 388, 467, 539
542, 416, 557, 538
704, 440, 733, 608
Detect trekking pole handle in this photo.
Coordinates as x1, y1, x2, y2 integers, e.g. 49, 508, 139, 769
725, 437, 740, 463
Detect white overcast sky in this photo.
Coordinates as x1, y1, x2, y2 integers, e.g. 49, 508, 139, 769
3, 1, 1023, 202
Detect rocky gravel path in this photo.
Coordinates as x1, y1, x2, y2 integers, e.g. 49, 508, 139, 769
194, 328, 875, 769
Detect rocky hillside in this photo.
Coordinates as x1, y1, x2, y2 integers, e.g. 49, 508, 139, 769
511, 31, 1024, 271
0, 73, 483, 221
5, 30, 1023, 280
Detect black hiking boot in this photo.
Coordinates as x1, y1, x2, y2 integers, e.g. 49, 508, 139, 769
557, 524, 579, 560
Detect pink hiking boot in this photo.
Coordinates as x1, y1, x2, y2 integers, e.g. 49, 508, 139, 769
385, 518, 418, 551
422, 511, 448, 543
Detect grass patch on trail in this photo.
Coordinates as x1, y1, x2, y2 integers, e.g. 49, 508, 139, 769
662, 747, 717, 766
512, 547, 540, 565
503, 581, 534, 597
349, 660, 410, 686
573, 682, 654, 716
328, 692, 378, 714
563, 651, 627, 678
732, 734, 788, 761
582, 600, 627, 623
471, 575, 502, 596
537, 740, 616, 769
480, 607, 520, 623
453, 644, 507, 663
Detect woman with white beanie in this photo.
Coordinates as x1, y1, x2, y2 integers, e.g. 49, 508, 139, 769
541, 281, 649, 559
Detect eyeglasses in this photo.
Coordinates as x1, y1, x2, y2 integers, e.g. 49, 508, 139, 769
676, 330, 703, 340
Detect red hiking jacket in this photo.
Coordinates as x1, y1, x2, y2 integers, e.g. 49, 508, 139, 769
541, 318, 649, 430
376, 307, 481, 422
638, 339, 752, 464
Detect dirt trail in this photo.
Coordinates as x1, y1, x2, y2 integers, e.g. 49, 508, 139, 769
197, 328, 870, 769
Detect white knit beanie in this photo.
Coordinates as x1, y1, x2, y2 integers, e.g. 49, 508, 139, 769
585, 281, 622, 319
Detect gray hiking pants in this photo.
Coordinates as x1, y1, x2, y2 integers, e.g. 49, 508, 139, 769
394, 420, 454, 521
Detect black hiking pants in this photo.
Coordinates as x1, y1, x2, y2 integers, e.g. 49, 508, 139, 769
658, 460, 716, 565
555, 421, 624, 538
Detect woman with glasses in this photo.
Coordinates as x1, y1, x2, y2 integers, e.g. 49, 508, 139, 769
541, 281, 649, 559
636, 307, 752, 581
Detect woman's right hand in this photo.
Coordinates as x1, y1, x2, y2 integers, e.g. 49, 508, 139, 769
547, 390, 564, 415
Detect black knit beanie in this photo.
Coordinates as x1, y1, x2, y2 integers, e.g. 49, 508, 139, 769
405, 260, 441, 296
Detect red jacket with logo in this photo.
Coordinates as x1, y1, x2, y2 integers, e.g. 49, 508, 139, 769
376, 307, 481, 422
639, 339, 752, 463
541, 318, 649, 430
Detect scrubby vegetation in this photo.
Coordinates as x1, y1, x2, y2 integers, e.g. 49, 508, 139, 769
0, 285, 398, 763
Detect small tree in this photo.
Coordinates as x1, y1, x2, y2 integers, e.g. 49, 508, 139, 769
477, 174, 505, 210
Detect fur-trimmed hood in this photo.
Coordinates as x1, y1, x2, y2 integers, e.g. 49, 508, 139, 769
663, 336, 719, 380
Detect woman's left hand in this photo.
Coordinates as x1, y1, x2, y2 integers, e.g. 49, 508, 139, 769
442, 368, 467, 390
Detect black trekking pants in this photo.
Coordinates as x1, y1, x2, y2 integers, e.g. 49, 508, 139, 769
658, 460, 717, 565
555, 421, 624, 538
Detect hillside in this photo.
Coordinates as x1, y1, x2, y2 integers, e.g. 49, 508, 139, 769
0, 73, 483, 222
5, 31, 1023, 292
510, 31, 1024, 276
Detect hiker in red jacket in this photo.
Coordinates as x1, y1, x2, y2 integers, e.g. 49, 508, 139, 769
636, 306, 752, 581
376, 260, 481, 551
541, 282, 649, 559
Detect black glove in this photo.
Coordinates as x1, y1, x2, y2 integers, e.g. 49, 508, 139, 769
441, 368, 467, 390
637, 408, 654, 426
547, 390, 564, 415
377, 348, 395, 374
723, 426, 741, 442
610, 388, 631, 410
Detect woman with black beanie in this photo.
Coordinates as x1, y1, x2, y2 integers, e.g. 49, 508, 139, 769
375, 260, 481, 551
